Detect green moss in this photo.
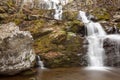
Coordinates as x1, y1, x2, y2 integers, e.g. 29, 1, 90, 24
91, 8, 110, 21
51, 30, 67, 44
66, 20, 83, 33
0, 7, 6, 13
27, 20, 47, 38
0, 13, 8, 20
38, 9, 54, 18
34, 34, 58, 53
6, 0, 14, 8
13, 19, 22, 25
67, 32, 76, 40
117, 23, 120, 28
64, 37, 82, 53
62, 11, 78, 21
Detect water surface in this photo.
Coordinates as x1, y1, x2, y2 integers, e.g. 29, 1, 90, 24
0, 67, 120, 80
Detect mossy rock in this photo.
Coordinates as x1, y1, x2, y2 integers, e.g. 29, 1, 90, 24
117, 23, 120, 28
34, 34, 58, 53
64, 35, 83, 53
66, 20, 84, 33
20, 69, 37, 76
27, 20, 51, 38
91, 8, 111, 21
6, 0, 14, 7
43, 51, 85, 68
0, 6, 6, 13
50, 30, 67, 44
42, 35, 87, 68
38, 9, 54, 18
12, 13, 26, 25
0, 13, 8, 20
13, 19, 22, 25
62, 11, 78, 21
67, 32, 76, 40
2, 13, 26, 25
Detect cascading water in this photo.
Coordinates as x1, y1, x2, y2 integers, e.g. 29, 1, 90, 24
54, 3, 63, 20
78, 11, 106, 67
46, 0, 63, 20
38, 0, 70, 20
16, 0, 71, 20
36, 55, 45, 69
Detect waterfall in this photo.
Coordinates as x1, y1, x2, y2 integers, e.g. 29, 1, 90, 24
78, 10, 120, 67
38, 0, 72, 20
54, 3, 63, 20
36, 56, 45, 69
15, 0, 72, 20
47, 0, 63, 20
78, 11, 106, 67
38, 0, 63, 20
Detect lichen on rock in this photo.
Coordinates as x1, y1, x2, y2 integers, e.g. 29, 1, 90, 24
0, 22, 35, 75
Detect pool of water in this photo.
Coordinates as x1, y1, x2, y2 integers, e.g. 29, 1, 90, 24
0, 67, 120, 80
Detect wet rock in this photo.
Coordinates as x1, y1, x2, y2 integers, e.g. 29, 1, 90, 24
113, 12, 120, 22
106, 26, 120, 34
20, 69, 37, 76
104, 38, 120, 66
0, 22, 35, 75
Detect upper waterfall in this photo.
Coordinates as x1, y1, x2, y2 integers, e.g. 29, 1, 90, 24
78, 11, 106, 36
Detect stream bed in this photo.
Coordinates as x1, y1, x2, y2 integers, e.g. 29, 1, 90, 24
0, 67, 120, 80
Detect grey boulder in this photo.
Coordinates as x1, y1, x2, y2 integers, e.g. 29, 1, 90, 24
0, 22, 35, 75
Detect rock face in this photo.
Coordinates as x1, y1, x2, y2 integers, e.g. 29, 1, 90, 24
104, 38, 120, 67
0, 22, 35, 75
0, 0, 120, 68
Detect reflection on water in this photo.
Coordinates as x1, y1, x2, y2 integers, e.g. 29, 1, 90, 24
0, 67, 120, 80
84, 67, 110, 71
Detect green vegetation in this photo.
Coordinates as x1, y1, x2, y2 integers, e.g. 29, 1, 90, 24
91, 8, 111, 21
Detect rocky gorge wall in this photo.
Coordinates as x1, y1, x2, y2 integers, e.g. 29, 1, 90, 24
0, 0, 120, 69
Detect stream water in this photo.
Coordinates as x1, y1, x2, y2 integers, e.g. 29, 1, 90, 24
1, 67, 120, 80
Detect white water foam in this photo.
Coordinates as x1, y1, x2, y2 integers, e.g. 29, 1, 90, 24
36, 56, 45, 69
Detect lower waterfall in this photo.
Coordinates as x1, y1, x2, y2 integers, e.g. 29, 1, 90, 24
78, 11, 106, 67
78, 11, 120, 67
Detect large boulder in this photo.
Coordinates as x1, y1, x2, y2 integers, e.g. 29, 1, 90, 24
0, 22, 35, 75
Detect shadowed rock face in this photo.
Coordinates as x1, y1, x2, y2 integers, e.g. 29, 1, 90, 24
0, 22, 35, 75
104, 38, 120, 67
